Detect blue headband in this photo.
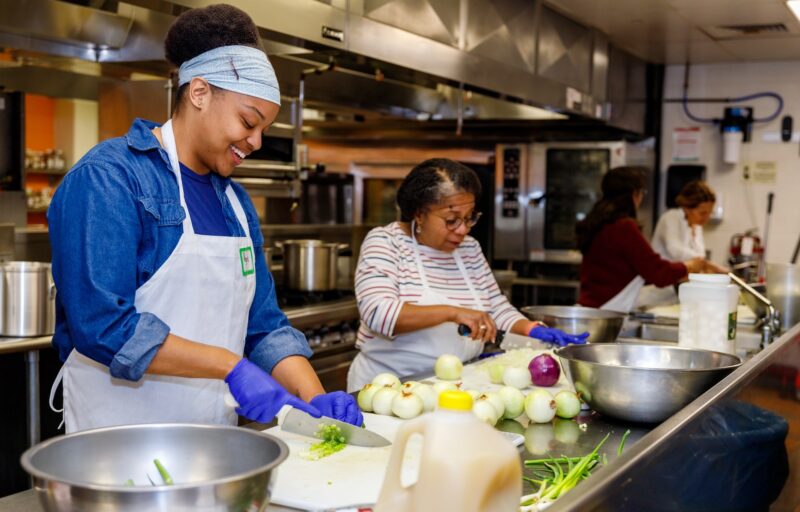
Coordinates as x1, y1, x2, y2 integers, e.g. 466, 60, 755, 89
178, 45, 280, 106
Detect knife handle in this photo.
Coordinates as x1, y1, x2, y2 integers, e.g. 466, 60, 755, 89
457, 324, 506, 344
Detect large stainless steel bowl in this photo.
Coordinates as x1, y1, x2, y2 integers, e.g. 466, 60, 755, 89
521, 305, 626, 343
21, 423, 289, 512
555, 343, 741, 423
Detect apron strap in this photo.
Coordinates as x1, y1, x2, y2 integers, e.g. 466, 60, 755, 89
160, 120, 195, 235
411, 221, 483, 312
410, 221, 431, 290
49, 364, 66, 430
225, 185, 251, 239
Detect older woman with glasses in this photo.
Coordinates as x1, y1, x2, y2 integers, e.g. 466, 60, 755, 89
346, 158, 586, 391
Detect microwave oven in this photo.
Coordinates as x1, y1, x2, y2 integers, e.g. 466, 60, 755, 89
493, 140, 655, 263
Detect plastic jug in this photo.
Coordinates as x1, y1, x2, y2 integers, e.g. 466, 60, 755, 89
678, 273, 739, 354
374, 390, 521, 512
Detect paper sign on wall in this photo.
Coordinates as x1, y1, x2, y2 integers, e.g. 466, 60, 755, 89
672, 127, 701, 162
745, 161, 777, 184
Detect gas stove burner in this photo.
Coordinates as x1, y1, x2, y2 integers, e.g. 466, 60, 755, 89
276, 287, 355, 308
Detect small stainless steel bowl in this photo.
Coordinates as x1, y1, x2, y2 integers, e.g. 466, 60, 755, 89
555, 343, 742, 423
521, 305, 626, 343
21, 423, 288, 512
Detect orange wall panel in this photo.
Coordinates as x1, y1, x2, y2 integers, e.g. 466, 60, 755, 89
25, 94, 55, 151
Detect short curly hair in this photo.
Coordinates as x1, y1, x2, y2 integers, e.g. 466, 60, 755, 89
164, 4, 263, 111
396, 158, 482, 222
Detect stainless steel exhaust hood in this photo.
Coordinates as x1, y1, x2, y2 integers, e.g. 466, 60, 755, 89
0, 0, 650, 134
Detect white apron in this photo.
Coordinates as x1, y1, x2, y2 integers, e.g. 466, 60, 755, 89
50, 120, 257, 433
600, 275, 645, 314
347, 226, 484, 392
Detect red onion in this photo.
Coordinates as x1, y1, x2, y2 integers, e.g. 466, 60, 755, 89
528, 354, 560, 387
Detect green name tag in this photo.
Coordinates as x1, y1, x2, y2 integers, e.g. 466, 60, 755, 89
239, 246, 255, 276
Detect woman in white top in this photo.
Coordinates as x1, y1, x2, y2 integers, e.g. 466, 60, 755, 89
640, 180, 721, 307
652, 180, 716, 261
347, 158, 587, 391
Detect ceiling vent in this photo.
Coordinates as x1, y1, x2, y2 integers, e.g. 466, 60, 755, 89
703, 23, 792, 40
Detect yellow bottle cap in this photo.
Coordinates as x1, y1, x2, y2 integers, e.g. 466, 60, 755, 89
438, 390, 473, 411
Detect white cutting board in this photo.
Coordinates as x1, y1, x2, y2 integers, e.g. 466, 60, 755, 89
266, 348, 568, 510
266, 412, 417, 510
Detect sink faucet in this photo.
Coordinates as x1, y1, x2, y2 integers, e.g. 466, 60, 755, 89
728, 272, 780, 349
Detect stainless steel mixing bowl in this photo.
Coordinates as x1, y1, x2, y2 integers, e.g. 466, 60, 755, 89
20, 423, 289, 512
521, 305, 626, 343
555, 343, 742, 423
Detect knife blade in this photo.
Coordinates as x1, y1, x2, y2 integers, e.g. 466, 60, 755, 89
281, 408, 391, 448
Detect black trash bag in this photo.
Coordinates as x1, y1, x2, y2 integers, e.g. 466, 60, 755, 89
627, 401, 789, 512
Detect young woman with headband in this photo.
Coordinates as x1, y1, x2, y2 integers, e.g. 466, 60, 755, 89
48, 4, 361, 432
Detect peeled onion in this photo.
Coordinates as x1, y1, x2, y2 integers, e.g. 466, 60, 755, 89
465, 389, 481, 401
554, 390, 581, 419
435, 354, 463, 380
478, 392, 505, 418
391, 391, 424, 419
432, 381, 459, 395
410, 383, 437, 412
524, 389, 556, 423
357, 383, 379, 412
528, 354, 560, 387
498, 386, 525, 419
400, 381, 420, 393
472, 400, 499, 426
502, 366, 532, 389
372, 386, 399, 416
371, 373, 401, 389
487, 362, 505, 384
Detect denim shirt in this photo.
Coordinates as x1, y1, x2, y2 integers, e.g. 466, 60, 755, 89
48, 118, 312, 381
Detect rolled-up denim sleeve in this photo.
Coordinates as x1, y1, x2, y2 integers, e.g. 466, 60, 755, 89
242, 206, 312, 374
48, 163, 170, 380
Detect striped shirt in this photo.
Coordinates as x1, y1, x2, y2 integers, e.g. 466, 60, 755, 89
355, 222, 525, 347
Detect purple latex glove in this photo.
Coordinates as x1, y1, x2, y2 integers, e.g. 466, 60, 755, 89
528, 326, 590, 347
225, 359, 321, 423
310, 391, 364, 426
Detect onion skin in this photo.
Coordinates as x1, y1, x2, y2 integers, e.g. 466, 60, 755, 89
528, 354, 561, 387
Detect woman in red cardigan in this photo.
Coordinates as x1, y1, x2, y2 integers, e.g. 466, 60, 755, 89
576, 167, 708, 313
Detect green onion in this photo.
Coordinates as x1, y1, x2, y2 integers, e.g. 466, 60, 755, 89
301, 424, 348, 461
618, 429, 631, 456
153, 459, 173, 485
520, 433, 611, 509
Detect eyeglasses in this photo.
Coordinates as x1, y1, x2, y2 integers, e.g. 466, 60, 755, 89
433, 211, 483, 231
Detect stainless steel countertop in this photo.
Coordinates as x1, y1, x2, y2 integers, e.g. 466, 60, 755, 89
0, 298, 358, 356
4, 322, 796, 511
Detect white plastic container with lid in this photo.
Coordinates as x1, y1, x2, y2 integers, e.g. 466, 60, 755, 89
374, 390, 521, 512
678, 273, 739, 354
